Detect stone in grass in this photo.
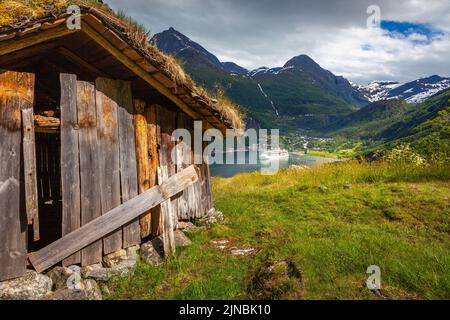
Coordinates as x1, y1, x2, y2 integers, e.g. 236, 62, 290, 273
140, 238, 164, 266
103, 249, 128, 268
174, 230, 192, 247
46, 265, 82, 290
0, 270, 52, 300
195, 208, 225, 228
43, 279, 102, 300
81, 258, 137, 282
81, 264, 110, 282
126, 245, 140, 260
248, 258, 304, 300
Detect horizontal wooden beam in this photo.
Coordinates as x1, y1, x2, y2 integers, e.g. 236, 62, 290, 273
0, 25, 78, 57
28, 165, 198, 273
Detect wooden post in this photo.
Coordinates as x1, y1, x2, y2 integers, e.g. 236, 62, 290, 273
147, 104, 161, 236
77, 80, 102, 266
60, 73, 81, 266
157, 105, 179, 227
0, 71, 34, 281
134, 99, 152, 239
95, 78, 122, 254
158, 166, 176, 257
117, 81, 140, 247
21, 97, 39, 241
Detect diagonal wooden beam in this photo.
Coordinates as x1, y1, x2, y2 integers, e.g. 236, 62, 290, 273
28, 165, 198, 273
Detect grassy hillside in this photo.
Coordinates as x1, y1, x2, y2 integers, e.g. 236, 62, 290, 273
322, 88, 450, 161
106, 162, 450, 300
172, 50, 360, 134
328, 99, 409, 139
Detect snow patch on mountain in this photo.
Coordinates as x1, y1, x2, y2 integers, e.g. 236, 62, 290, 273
352, 76, 450, 104
351, 81, 401, 102
248, 66, 295, 77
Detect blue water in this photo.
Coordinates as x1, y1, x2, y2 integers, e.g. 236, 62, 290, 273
210, 151, 338, 178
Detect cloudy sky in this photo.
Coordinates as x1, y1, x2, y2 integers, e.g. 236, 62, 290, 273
107, 0, 450, 84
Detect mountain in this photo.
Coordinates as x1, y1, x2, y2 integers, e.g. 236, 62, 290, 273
387, 75, 450, 103
328, 99, 409, 138
351, 81, 401, 102
328, 87, 450, 151
151, 27, 224, 70
222, 62, 248, 75
353, 76, 450, 104
151, 28, 368, 133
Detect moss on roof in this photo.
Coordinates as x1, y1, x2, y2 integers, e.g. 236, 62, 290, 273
0, 0, 244, 130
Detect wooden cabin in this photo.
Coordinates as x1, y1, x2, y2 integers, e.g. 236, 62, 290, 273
0, 3, 242, 281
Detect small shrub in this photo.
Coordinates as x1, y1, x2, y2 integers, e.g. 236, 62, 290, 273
386, 144, 427, 167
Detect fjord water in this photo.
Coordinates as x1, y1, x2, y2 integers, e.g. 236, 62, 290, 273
210, 151, 338, 178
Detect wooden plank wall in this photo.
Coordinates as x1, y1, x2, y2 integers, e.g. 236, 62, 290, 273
0, 71, 34, 281
96, 78, 122, 254
60, 75, 141, 265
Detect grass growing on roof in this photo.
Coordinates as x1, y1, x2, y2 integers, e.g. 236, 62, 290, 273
106, 161, 450, 300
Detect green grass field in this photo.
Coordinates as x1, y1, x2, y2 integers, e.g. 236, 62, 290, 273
106, 162, 450, 300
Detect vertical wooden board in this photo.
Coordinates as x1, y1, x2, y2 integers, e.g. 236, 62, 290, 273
134, 99, 152, 239
204, 159, 213, 212
176, 112, 194, 220
95, 78, 122, 254
22, 108, 40, 241
117, 81, 140, 247
0, 71, 33, 281
60, 73, 81, 266
147, 104, 161, 236
77, 80, 102, 266
158, 166, 175, 257
157, 105, 179, 226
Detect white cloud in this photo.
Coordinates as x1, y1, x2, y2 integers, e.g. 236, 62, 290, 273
106, 0, 450, 83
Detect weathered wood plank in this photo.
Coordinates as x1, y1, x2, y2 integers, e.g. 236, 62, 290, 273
158, 166, 176, 257
147, 104, 161, 236
117, 81, 141, 247
77, 80, 102, 266
22, 108, 40, 241
157, 105, 179, 226
0, 25, 78, 57
96, 77, 122, 254
134, 99, 152, 239
29, 166, 198, 273
176, 112, 195, 220
60, 73, 81, 266
0, 71, 34, 281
